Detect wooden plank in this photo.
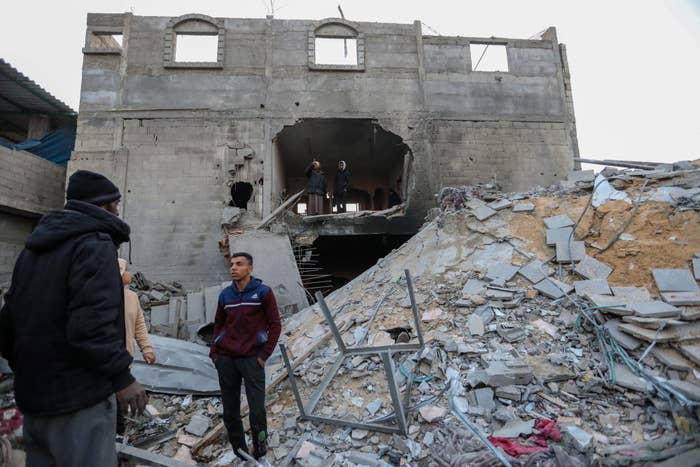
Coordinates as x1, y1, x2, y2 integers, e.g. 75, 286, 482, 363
255, 190, 304, 230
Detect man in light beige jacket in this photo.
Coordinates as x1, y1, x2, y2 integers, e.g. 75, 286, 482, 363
117, 259, 155, 435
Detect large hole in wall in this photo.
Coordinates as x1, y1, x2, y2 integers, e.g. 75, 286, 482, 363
272, 119, 410, 214
295, 234, 413, 300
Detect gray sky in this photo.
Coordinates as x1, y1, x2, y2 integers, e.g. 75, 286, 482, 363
2, 0, 699, 164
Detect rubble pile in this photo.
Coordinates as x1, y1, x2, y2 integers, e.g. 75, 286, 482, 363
2, 163, 700, 466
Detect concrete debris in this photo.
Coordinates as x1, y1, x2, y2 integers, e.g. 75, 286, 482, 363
546, 226, 574, 246
472, 205, 498, 221
555, 240, 586, 263
575, 255, 613, 280
492, 418, 535, 438
543, 214, 575, 229
652, 268, 700, 292
512, 202, 535, 212
574, 279, 612, 296
518, 260, 551, 284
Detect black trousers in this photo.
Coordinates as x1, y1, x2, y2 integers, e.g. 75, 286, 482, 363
214, 355, 267, 459
334, 192, 346, 213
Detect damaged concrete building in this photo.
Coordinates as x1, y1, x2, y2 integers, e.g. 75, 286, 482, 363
71, 12, 579, 300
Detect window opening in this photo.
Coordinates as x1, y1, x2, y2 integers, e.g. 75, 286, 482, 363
314, 37, 358, 65
346, 203, 359, 212
297, 203, 307, 215
89, 32, 123, 50
175, 34, 218, 62
470, 44, 508, 72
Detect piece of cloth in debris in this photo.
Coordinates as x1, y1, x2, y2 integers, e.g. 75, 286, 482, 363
488, 419, 561, 457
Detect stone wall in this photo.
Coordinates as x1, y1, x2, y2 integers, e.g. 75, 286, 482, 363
0, 213, 34, 285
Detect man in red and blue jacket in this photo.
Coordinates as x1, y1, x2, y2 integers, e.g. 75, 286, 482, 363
210, 252, 281, 461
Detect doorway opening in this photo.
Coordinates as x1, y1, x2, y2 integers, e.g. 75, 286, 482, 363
272, 119, 410, 215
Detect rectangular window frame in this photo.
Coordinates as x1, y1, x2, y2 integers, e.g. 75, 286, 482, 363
469, 41, 510, 73
83, 27, 123, 55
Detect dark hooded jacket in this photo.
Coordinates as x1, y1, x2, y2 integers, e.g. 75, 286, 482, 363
333, 162, 350, 195
305, 163, 327, 195
0, 200, 135, 416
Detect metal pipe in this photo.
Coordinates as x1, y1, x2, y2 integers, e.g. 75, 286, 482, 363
404, 269, 425, 347
279, 344, 306, 417
382, 352, 408, 435
315, 292, 347, 354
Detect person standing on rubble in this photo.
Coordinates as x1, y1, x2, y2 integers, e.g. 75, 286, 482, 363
0, 170, 147, 467
210, 252, 281, 462
117, 258, 156, 436
333, 160, 350, 213
305, 159, 327, 215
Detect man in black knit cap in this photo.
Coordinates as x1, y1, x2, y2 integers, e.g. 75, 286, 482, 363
0, 170, 147, 467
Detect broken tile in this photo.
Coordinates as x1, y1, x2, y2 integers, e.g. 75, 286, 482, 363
485, 263, 519, 283
534, 278, 568, 299
418, 405, 446, 423
531, 319, 559, 338
472, 205, 498, 221
652, 268, 699, 292
421, 307, 444, 322
574, 279, 611, 296
546, 227, 574, 246
618, 321, 700, 343
611, 286, 651, 302
556, 240, 586, 263
575, 255, 613, 280
629, 300, 680, 318
351, 429, 369, 440
366, 399, 382, 417
603, 320, 641, 350
665, 380, 700, 402
485, 360, 533, 386
526, 356, 575, 383
185, 414, 210, 437
461, 279, 486, 297
661, 291, 700, 306
543, 214, 575, 229
488, 199, 512, 211
651, 347, 695, 371
485, 288, 515, 300
496, 325, 526, 342
468, 313, 485, 336
495, 385, 521, 401
613, 364, 650, 392
518, 260, 550, 284
492, 418, 535, 438
468, 387, 495, 410
678, 342, 700, 366
512, 202, 535, 212
653, 448, 700, 467
563, 425, 593, 451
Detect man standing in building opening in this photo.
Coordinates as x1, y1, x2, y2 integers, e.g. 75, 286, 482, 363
305, 159, 327, 215
210, 252, 281, 462
333, 160, 350, 213
0, 170, 147, 467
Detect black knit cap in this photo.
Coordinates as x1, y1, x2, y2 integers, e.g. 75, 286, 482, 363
66, 170, 121, 206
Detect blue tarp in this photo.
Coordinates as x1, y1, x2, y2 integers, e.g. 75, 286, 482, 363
0, 126, 76, 167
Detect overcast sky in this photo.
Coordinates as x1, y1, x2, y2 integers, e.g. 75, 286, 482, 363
2, 0, 699, 164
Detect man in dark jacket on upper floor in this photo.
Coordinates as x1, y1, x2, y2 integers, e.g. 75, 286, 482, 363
333, 160, 350, 213
210, 252, 281, 462
0, 170, 147, 467
304, 159, 327, 215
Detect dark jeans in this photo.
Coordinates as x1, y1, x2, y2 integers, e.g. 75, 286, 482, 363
215, 355, 267, 459
23, 395, 117, 467
334, 192, 346, 213
116, 400, 125, 435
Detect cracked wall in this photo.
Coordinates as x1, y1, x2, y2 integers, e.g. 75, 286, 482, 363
71, 13, 578, 287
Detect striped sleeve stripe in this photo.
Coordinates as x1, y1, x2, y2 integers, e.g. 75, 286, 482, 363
224, 302, 262, 309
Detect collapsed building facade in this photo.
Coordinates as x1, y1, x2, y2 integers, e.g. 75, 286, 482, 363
71, 12, 580, 298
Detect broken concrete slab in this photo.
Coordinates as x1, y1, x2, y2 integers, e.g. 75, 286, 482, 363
562, 425, 593, 451
151, 305, 170, 327
628, 300, 681, 318
586, 293, 632, 315
468, 388, 495, 410
496, 325, 526, 342
485, 263, 519, 283
621, 316, 685, 329
512, 202, 535, 213
567, 169, 595, 183
546, 227, 574, 246
651, 347, 695, 371
651, 268, 699, 292
531, 319, 559, 338
461, 279, 487, 297
613, 363, 651, 392
677, 342, 700, 366
526, 356, 576, 383
534, 278, 570, 299
611, 286, 651, 302
203, 285, 222, 324
654, 448, 700, 467
661, 291, 700, 306
186, 291, 205, 323
574, 279, 611, 296
603, 320, 642, 351
472, 205, 498, 221
185, 414, 211, 437
486, 288, 515, 300
495, 385, 521, 401
487, 199, 512, 211
418, 405, 446, 423
543, 214, 575, 229
485, 360, 533, 386
467, 313, 485, 336
693, 258, 700, 281
665, 380, 700, 402
492, 418, 535, 438
575, 255, 613, 280
556, 240, 586, 263
618, 321, 700, 344
518, 260, 550, 284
